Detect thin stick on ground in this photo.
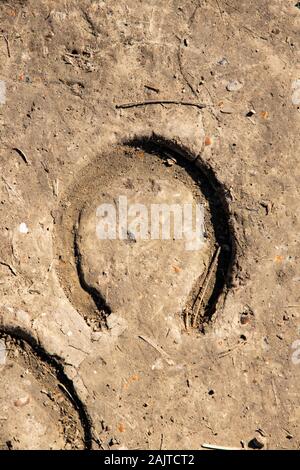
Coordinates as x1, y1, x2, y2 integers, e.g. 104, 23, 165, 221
271, 379, 279, 406
201, 443, 241, 451
2, 34, 11, 58
116, 100, 206, 110
184, 309, 190, 330
218, 342, 243, 358
192, 246, 221, 327
177, 42, 198, 97
0, 261, 17, 276
58, 383, 77, 405
13, 147, 29, 164
138, 334, 174, 365
93, 427, 107, 450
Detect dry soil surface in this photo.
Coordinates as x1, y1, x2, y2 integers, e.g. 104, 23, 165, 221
0, 0, 300, 450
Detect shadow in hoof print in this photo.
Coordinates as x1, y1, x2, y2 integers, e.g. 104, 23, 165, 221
54, 136, 235, 335
0, 329, 92, 450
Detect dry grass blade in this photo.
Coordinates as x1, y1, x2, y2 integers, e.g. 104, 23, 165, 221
138, 335, 174, 365
192, 246, 221, 327
116, 100, 206, 110
2, 34, 10, 58
13, 147, 29, 164
202, 443, 241, 451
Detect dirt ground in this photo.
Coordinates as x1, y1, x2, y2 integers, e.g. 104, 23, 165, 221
0, 0, 299, 450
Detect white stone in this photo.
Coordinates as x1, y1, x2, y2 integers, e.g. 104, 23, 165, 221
0, 81, 6, 105
0, 339, 6, 365
226, 80, 243, 92
19, 223, 29, 234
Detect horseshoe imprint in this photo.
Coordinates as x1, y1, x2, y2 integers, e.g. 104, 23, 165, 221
0, 329, 92, 449
54, 137, 235, 333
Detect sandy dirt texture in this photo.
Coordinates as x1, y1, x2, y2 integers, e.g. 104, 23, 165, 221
0, 0, 300, 450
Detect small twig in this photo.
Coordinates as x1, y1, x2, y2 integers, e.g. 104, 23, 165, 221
1, 176, 22, 201
138, 335, 174, 365
256, 428, 267, 437
242, 26, 268, 41
218, 341, 244, 358
13, 147, 29, 164
58, 383, 76, 404
144, 84, 160, 93
202, 443, 241, 451
2, 34, 10, 58
116, 100, 206, 110
282, 427, 293, 438
160, 433, 164, 450
53, 179, 59, 197
192, 246, 221, 327
68, 344, 89, 355
184, 309, 190, 330
93, 427, 107, 450
177, 41, 198, 97
271, 379, 279, 406
47, 260, 54, 272
185, 267, 208, 330
0, 261, 17, 276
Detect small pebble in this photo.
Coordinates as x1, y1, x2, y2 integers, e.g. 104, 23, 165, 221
109, 437, 120, 446
291, 79, 300, 106
165, 158, 176, 166
217, 57, 228, 66
19, 223, 29, 234
246, 109, 256, 117
248, 436, 266, 449
241, 315, 250, 325
14, 395, 30, 407
226, 80, 243, 92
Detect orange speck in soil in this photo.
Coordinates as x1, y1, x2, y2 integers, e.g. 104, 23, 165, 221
274, 255, 284, 263
173, 265, 181, 273
123, 374, 140, 390
260, 111, 269, 119
118, 423, 126, 433
204, 136, 213, 146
